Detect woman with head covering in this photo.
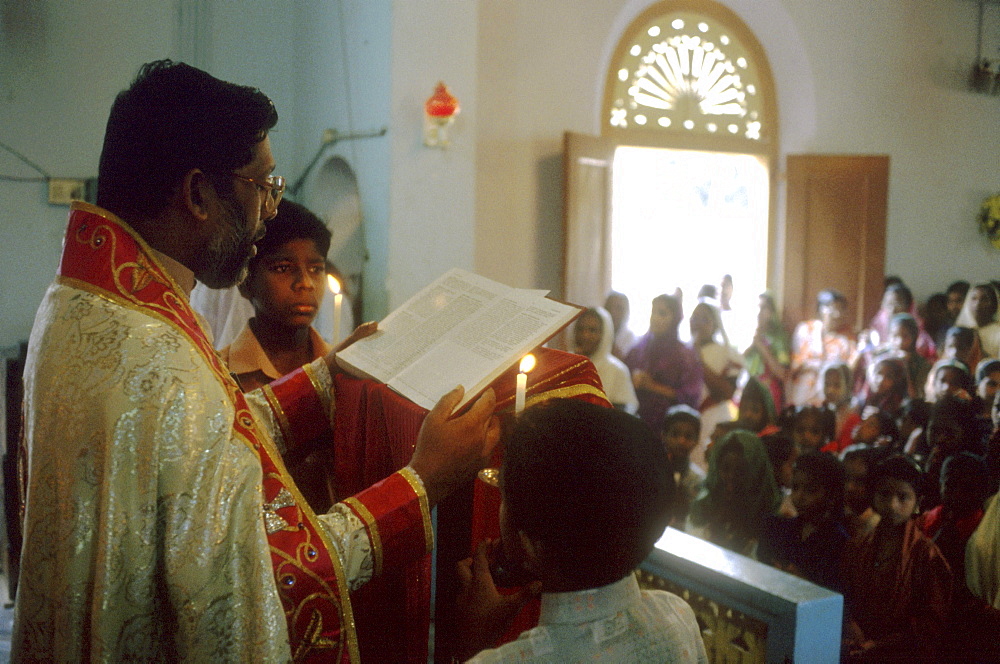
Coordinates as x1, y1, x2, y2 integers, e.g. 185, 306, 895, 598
568, 306, 638, 413
744, 292, 791, 411
956, 283, 1000, 359
686, 429, 782, 555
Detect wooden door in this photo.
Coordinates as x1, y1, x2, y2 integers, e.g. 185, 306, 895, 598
782, 155, 889, 334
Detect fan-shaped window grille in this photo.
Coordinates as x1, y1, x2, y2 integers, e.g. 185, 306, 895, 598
606, 5, 770, 143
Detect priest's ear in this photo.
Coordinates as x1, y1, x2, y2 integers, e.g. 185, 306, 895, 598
180, 168, 213, 223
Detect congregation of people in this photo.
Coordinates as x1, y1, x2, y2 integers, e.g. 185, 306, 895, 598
566, 277, 1000, 661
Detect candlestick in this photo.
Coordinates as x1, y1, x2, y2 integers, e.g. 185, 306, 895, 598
515, 353, 536, 414
327, 275, 342, 344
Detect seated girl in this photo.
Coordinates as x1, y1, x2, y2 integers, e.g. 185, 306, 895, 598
761, 432, 797, 518
842, 455, 952, 662
625, 294, 703, 430
568, 307, 638, 413
841, 445, 891, 540
885, 313, 930, 400
789, 289, 856, 407
859, 354, 909, 420
758, 452, 848, 592
822, 361, 857, 453
660, 405, 706, 527
786, 404, 834, 454
687, 429, 782, 556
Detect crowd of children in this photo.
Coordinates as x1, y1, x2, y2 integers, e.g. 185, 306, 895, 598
606, 277, 1000, 661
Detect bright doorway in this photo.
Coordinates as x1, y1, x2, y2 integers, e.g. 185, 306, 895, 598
611, 145, 769, 349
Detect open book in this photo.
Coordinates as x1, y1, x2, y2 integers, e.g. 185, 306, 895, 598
336, 268, 581, 410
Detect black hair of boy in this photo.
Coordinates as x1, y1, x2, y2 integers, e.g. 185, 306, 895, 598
795, 452, 846, 519
868, 455, 924, 498
761, 432, 795, 476
249, 199, 332, 269
946, 281, 970, 300
502, 399, 674, 590
661, 404, 701, 437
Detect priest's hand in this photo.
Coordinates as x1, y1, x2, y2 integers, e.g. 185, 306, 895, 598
409, 386, 501, 507
453, 540, 541, 661
325, 321, 379, 376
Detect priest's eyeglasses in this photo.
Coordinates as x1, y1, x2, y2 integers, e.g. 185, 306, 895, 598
231, 173, 286, 214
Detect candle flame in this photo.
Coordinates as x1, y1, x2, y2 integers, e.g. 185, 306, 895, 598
519, 353, 536, 373
327, 275, 341, 295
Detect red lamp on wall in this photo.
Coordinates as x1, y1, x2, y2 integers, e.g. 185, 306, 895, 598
424, 82, 460, 147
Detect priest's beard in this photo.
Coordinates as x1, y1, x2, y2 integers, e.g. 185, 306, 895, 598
200, 202, 260, 289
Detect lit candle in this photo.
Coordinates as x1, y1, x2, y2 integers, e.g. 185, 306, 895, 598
515, 353, 536, 414
327, 275, 343, 344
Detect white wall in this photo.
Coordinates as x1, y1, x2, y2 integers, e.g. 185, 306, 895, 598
3, 0, 1000, 349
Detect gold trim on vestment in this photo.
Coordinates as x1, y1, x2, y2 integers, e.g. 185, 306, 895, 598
525, 384, 610, 409
399, 466, 434, 553
261, 383, 292, 450
302, 361, 333, 424
343, 497, 384, 577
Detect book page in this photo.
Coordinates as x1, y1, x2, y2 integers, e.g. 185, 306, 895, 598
389, 295, 575, 410
336, 268, 576, 410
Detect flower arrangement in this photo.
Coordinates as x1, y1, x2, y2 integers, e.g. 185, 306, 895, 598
979, 194, 1000, 249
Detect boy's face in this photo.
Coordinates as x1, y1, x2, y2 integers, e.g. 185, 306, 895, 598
793, 413, 825, 452
790, 469, 828, 521
244, 238, 326, 329
947, 290, 965, 319
662, 420, 699, 462
871, 477, 917, 526
934, 367, 965, 399
971, 286, 996, 327
871, 364, 895, 396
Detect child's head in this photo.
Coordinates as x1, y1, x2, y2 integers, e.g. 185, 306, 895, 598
756, 292, 779, 331
738, 377, 774, 433
947, 281, 970, 319
881, 283, 913, 316
899, 397, 931, 441
791, 405, 833, 453
868, 355, 908, 401
572, 307, 609, 358
852, 407, 900, 448
928, 393, 976, 456
942, 326, 976, 365
968, 283, 999, 328
761, 432, 797, 489
501, 399, 673, 590
239, 200, 332, 329
868, 455, 923, 526
932, 360, 973, 401
842, 445, 889, 515
821, 362, 852, 406
661, 405, 701, 465
940, 452, 988, 515
888, 314, 918, 353
649, 294, 681, 337
689, 301, 720, 345
791, 452, 845, 523
976, 358, 1000, 405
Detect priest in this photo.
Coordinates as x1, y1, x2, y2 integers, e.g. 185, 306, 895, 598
13, 60, 499, 662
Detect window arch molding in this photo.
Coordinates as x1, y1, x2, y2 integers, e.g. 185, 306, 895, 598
602, 0, 778, 158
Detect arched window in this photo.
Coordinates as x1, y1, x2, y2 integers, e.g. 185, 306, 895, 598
603, 0, 776, 150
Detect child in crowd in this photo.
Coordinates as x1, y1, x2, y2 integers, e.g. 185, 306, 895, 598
743, 292, 790, 411
568, 307, 638, 413
974, 358, 1000, 445
626, 294, 703, 431
927, 358, 973, 403
786, 404, 833, 454
736, 377, 778, 436
688, 430, 782, 555
661, 405, 706, 527
689, 301, 743, 465
758, 452, 848, 591
604, 290, 637, 360
220, 199, 335, 511
925, 326, 978, 400
849, 406, 901, 452
455, 399, 708, 663
860, 355, 909, 419
821, 361, 856, 452
922, 394, 983, 510
789, 289, 856, 407
841, 455, 952, 661
885, 313, 930, 400
840, 445, 889, 540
